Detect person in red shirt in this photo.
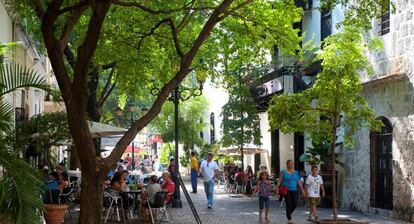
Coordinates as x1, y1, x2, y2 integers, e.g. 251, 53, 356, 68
161, 171, 175, 205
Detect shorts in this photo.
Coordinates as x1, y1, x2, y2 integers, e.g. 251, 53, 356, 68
259, 196, 270, 209
309, 197, 320, 206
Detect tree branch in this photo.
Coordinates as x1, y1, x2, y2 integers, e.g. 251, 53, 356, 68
97, 66, 115, 107
104, 0, 236, 167
32, 0, 44, 17
167, 19, 184, 58
218, 0, 253, 21
64, 45, 75, 68
98, 82, 116, 110
59, 4, 89, 49
58, 0, 91, 15
136, 18, 171, 52
111, 0, 215, 14
41, 0, 72, 102
72, 1, 111, 94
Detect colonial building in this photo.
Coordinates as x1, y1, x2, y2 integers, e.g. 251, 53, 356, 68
342, 0, 414, 222
249, 0, 413, 222
0, 1, 51, 124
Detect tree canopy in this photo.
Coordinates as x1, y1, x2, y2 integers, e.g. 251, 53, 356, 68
5, 0, 394, 222
267, 26, 383, 221
150, 95, 208, 148
220, 67, 263, 149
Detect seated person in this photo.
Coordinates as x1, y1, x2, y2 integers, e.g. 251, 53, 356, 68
110, 171, 132, 209
140, 175, 162, 219
121, 170, 131, 185
58, 172, 70, 192
111, 171, 128, 191
43, 172, 65, 204
161, 171, 175, 205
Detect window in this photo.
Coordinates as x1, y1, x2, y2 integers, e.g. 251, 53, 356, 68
321, 8, 332, 41
210, 112, 215, 143
370, 117, 393, 210
200, 120, 204, 139
380, 4, 390, 35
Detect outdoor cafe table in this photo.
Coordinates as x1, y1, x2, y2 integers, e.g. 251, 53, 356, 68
121, 189, 142, 218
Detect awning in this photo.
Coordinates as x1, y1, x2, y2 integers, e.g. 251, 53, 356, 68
150, 135, 163, 143
88, 121, 127, 138
124, 145, 140, 153
218, 147, 267, 155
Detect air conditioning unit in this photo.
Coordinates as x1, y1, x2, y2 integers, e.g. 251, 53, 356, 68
295, 0, 313, 11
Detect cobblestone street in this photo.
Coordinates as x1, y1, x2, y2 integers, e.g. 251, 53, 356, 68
166, 177, 406, 224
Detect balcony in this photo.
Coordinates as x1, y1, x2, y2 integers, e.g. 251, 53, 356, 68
249, 60, 321, 112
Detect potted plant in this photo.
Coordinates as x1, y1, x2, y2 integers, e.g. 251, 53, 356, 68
43, 189, 67, 224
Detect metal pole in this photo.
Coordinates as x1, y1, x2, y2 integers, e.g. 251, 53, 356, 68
172, 87, 183, 208
131, 141, 135, 170
131, 115, 135, 170
239, 74, 244, 169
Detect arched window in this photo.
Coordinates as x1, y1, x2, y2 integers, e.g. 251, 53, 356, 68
210, 112, 215, 143
370, 116, 393, 210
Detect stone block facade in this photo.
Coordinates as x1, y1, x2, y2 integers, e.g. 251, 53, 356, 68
342, 0, 414, 222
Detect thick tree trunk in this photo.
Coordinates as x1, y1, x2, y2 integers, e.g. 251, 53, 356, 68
87, 67, 101, 122
78, 163, 107, 223
69, 145, 81, 170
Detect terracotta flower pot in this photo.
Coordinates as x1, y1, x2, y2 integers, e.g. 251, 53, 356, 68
43, 204, 68, 224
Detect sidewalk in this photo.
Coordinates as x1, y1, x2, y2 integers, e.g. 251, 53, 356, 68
168, 177, 407, 224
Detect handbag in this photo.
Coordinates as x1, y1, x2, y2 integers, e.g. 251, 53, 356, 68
278, 171, 295, 196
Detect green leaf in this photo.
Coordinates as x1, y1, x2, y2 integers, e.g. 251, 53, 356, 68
0, 63, 51, 96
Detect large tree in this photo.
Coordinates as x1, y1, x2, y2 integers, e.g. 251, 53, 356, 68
10, 0, 303, 222
268, 26, 383, 221
9, 0, 392, 223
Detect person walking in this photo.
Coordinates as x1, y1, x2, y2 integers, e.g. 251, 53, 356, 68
275, 160, 306, 223
153, 154, 160, 173
190, 151, 199, 193
253, 171, 272, 223
200, 152, 219, 208
306, 165, 325, 221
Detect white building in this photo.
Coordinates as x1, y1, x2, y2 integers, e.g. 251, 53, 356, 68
200, 79, 229, 145
0, 2, 50, 123
248, 0, 413, 222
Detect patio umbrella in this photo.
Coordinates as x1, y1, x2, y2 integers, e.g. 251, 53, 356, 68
88, 121, 127, 138
218, 147, 267, 155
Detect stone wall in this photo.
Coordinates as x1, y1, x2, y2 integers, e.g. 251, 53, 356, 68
342, 1, 414, 222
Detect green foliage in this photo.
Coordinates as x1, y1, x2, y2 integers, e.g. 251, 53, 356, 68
0, 63, 51, 132
268, 26, 382, 149
160, 143, 175, 165
15, 112, 71, 158
220, 67, 262, 149
179, 154, 188, 167
0, 149, 44, 224
299, 142, 344, 167
150, 95, 208, 148
319, 0, 395, 30
0, 42, 51, 222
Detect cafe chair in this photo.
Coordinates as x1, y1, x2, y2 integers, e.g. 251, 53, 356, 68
104, 190, 126, 223
59, 182, 78, 221
147, 191, 171, 224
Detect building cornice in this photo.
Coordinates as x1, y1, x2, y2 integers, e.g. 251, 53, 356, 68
362, 73, 405, 88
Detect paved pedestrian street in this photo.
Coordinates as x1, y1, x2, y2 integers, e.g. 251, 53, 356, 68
167, 177, 405, 224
